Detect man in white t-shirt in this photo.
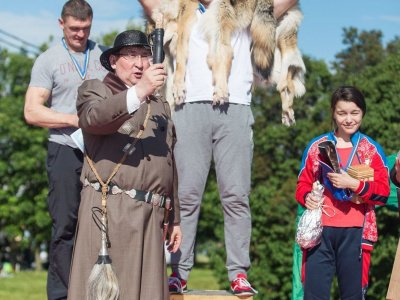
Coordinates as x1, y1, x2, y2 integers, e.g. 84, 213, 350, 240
24, 1, 107, 299
141, 0, 297, 295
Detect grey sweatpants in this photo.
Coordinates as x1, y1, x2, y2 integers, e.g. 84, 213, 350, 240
171, 102, 254, 281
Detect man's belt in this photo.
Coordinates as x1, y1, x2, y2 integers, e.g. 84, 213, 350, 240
84, 178, 170, 208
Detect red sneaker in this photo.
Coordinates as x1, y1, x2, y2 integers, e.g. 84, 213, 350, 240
230, 273, 258, 296
168, 272, 187, 294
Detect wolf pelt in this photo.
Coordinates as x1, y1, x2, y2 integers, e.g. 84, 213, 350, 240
150, 0, 306, 126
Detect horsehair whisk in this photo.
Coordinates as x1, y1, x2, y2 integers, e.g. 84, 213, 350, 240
87, 207, 119, 300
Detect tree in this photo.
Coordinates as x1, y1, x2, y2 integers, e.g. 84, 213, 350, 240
0, 49, 49, 269
333, 27, 384, 80
95, 20, 145, 47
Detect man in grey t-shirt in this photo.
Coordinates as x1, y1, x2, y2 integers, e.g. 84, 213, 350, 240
24, 1, 107, 299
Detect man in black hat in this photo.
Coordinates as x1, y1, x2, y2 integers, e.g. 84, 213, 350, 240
67, 29, 182, 300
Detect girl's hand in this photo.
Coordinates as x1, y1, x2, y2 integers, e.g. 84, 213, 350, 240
327, 170, 360, 191
305, 192, 321, 210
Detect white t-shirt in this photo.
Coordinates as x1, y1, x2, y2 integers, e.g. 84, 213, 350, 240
184, 10, 253, 105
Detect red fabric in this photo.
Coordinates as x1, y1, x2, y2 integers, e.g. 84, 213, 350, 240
337, 147, 353, 167
301, 249, 306, 283
362, 248, 372, 288
295, 133, 390, 245
296, 136, 324, 207
296, 135, 389, 207
362, 206, 378, 242
322, 147, 364, 227
355, 180, 365, 194
355, 138, 390, 205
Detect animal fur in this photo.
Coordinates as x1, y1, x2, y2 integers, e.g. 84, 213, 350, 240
149, 0, 306, 126
266, 4, 306, 126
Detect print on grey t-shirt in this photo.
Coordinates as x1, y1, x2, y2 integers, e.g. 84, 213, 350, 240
29, 40, 108, 148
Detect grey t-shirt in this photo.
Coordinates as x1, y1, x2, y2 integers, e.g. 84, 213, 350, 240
29, 39, 108, 148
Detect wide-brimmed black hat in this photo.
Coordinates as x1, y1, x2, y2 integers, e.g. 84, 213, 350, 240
100, 30, 151, 72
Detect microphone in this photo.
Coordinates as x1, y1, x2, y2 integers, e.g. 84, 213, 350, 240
152, 13, 164, 64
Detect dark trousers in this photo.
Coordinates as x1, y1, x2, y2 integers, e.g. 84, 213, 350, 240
46, 142, 83, 300
304, 227, 365, 300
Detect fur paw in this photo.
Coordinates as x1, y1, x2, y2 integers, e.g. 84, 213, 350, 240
212, 86, 229, 106
173, 83, 186, 105
282, 109, 296, 127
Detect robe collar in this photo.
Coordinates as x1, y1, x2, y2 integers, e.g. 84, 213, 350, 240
103, 71, 128, 95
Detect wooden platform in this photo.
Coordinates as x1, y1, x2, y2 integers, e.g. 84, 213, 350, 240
387, 239, 400, 299
170, 290, 253, 300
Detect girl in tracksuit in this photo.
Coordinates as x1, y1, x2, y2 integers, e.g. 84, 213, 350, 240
296, 86, 390, 299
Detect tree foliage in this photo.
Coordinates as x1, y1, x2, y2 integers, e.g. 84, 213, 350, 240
0, 49, 49, 266
333, 27, 384, 80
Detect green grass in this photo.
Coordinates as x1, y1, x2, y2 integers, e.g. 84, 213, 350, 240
168, 266, 219, 291
0, 267, 218, 299
0, 271, 47, 300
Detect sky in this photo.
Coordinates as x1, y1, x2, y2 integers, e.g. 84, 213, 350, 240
0, 0, 399, 65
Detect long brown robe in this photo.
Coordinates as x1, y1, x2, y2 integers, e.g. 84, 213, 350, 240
67, 72, 180, 300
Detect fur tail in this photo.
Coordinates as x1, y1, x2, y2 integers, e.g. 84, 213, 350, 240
250, 0, 276, 79
87, 263, 119, 300
270, 4, 306, 126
